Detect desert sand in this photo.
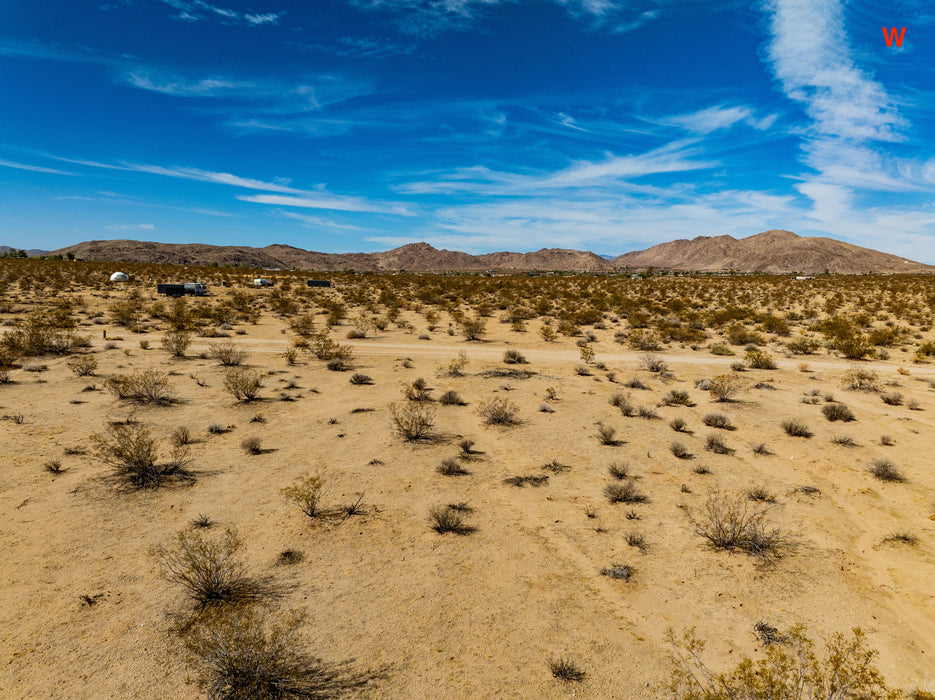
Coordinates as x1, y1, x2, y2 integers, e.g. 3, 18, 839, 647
2, 270, 935, 698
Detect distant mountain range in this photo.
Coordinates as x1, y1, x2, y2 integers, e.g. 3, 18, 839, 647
0, 246, 49, 257
25, 229, 935, 274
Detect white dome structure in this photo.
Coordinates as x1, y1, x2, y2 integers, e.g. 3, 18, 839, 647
110, 272, 129, 282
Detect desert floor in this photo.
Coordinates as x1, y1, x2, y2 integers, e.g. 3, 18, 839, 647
3, 292, 935, 698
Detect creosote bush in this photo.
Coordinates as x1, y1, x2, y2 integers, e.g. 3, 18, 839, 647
688, 492, 786, 563
208, 340, 247, 367
182, 608, 379, 700
478, 397, 520, 425
702, 413, 734, 430
67, 355, 98, 377
429, 504, 475, 534
106, 370, 176, 405
822, 402, 856, 422
869, 459, 904, 482
223, 368, 264, 402
389, 401, 436, 441
782, 418, 813, 437
93, 421, 192, 489
708, 374, 745, 402
240, 437, 263, 455
666, 624, 899, 699
162, 329, 193, 358
604, 480, 648, 504
155, 528, 276, 612
281, 471, 327, 517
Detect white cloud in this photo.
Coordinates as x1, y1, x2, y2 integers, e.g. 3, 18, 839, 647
762, 0, 908, 189
0, 158, 75, 175
238, 193, 412, 216
668, 105, 776, 134
106, 223, 156, 232
156, 0, 283, 27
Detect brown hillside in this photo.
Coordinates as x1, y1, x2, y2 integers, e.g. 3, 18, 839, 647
613, 229, 935, 274
52, 230, 935, 274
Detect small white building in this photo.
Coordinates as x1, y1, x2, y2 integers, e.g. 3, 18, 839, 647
110, 272, 129, 282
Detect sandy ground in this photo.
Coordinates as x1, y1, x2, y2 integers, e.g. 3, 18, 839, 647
3, 302, 935, 698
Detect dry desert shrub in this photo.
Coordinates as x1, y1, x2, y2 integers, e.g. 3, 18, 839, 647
707, 374, 745, 402
349, 373, 372, 385
67, 354, 98, 377
640, 352, 669, 373
704, 434, 735, 455
155, 528, 277, 612
224, 368, 264, 402
596, 422, 621, 445
822, 402, 856, 422
281, 471, 327, 517
661, 389, 695, 406
429, 504, 475, 534
182, 608, 379, 700
106, 369, 176, 405
702, 413, 734, 430
92, 421, 192, 489
404, 377, 432, 401
688, 492, 787, 563
503, 349, 527, 364
880, 391, 903, 406
437, 350, 469, 377
389, 401, 436, 440
240, 437, 263, 455
666, 624, 900, 700
437, 457, 468, 476
842, 367, 879, 392
782, 418, 813, 437
439, 389, 466, 405
600, 564, 634, 581
670, 442, 692, 459
162, 329, 193, 358
459, 316, 486, 340
478, 397, 520, 425
744, 349, 777, 369
869, 459, 904, 482
604, 480, 648, 504
209, 340, 247, 366
548, 657, 586, 683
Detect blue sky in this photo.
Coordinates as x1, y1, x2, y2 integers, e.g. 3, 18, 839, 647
2, 0, 934, 261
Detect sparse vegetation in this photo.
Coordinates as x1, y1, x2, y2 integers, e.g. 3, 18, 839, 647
869, 459, 904, 482
281, 471, 327, 517
667, 624, 899, 699
223, 368, 264, 402
782, 418, 813, 437
478, 397, 520, 425
389, 401, 436, 441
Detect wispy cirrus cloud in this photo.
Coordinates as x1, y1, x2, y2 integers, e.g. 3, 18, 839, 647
155, 0, 283, 26
398, 139, 714, 195
238, 193, 413, 216
347, 0, 670, 36
49, 155, 412, 216
667, 105, 778, 134
0, 158, 75, 175
760, 0, 931, 238
106, 223, 156, 232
